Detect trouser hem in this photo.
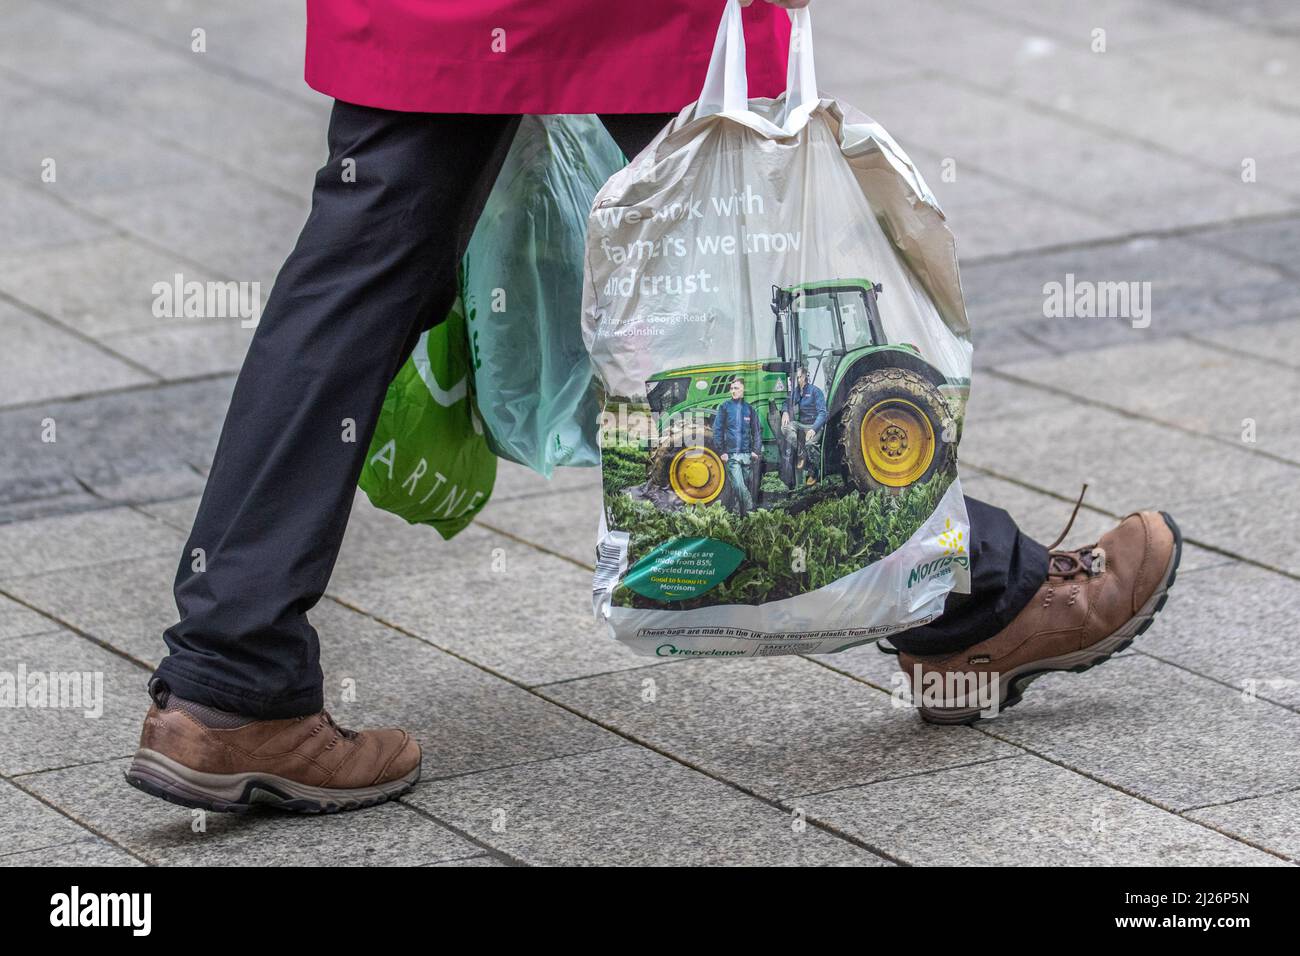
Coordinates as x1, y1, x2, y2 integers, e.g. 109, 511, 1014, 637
888, 526, 1051, 657
151, 658, 324, 720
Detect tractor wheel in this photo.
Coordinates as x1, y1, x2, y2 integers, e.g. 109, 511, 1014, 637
648, 422, 726, 505
838, 368, 954, 494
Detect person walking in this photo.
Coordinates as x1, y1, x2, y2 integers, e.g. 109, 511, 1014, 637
127, 0, 1180, 814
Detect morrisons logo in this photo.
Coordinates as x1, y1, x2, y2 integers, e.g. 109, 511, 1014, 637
907, 554, 969, 589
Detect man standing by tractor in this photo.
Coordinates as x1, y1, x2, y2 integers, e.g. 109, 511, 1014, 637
782, 365, 827, 486
712, 377, 763, 517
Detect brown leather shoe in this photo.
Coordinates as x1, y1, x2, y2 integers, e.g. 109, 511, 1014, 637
897, 509, 1182, 724
124, 686, 421, 813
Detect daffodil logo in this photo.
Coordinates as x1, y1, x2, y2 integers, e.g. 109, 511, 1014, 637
938, 518, 966, 556
908, 520, 970, 588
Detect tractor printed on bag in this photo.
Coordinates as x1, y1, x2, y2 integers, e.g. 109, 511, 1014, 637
644, 281, 967, 511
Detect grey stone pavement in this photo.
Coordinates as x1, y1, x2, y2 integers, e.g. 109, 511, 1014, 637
1, 0, 1299, 866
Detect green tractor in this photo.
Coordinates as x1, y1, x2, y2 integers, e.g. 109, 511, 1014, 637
645, 280, 965, 507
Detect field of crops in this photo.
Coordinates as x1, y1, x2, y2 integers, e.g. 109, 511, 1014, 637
602, 443, 955, 608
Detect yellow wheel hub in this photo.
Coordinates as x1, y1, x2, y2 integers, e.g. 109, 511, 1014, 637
860, 398, 935, 487
668, 446, 725, 504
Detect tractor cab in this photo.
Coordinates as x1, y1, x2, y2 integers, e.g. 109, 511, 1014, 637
770, 281, 885, 398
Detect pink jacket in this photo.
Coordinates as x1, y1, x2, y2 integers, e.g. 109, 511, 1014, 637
305, 1, 791, 114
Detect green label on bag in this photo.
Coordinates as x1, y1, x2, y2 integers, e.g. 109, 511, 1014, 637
623, 537, 745, 602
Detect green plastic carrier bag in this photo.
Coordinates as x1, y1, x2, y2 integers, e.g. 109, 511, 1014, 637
357, 294, 496, 540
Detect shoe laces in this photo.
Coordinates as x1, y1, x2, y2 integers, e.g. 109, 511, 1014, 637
323, 711, 358, 740
302, 710, 359, 750
1046, 483, 1104, 578
1048, 548, 1103, 578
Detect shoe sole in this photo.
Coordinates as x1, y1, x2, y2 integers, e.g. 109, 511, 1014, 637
919, 511, 1184, 725
123, 748, 420, 814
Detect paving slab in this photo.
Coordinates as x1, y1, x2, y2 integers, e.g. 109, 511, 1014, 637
313, 600, 621, 780
0, 596, 54, 640
960, 470, 1231, 574
0, 1, 326, 193
72, 66, 327, 193
82, 469, 208, 507
1010, 55, 1300, 175
100, 321, 254, 379
0, 0, 193, 93
817, 641, 909, 692
0, 80, 214, 202
961, 232, 1300, 338
905, 146, 1117, 260
979, 654, 1300, 810
1172, 486, 1300, 577
0, 778, 100, 857
871, 77, 1292, 233
958, 382, 1297, 516
1187, 788, 1300, 862
802, 754, 1284, 866
0, 630, 150, 775
997, 336, 1300, 461
968, 132, 1290, 236
0, 553, 178, 667
540, 656, 1015, 801
491, 460, 603, 501
135, 495, 202, 533
819, 0, 1019, 92
969, 324, 1057, 368
963, 368, 1060, 422
55, 0, 317, 107
21, 757, 481, 866
944, 0, 1236, 48
477, 487, 601, 568
328, 515, 638, 687
1190, 315, 1300, 370
861, 77, 1084, 183
1167, 0, 1300, 32
81, 174, 308, 289
0, 0, 1296, 867
329, 496, 501, 586
0, 837, 143, 866
0, 302, 151, 408
0, 506, 183, 580
1139, 560, 1300, 709
0, 181, 114, 255
0, 236, 227, 340
406, 745, 888, 866
1135, 26, 1300, 112
5, 529, 624, 779
0, 376, 229, 522
0, 492, 105, 526
429, 854, 508, 867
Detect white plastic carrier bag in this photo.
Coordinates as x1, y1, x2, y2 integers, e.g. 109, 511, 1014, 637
582, 0, 974, 659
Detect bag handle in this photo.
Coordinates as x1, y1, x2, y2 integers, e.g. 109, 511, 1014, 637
697, 0, 819, 133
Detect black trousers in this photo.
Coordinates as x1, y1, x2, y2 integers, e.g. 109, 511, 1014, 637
153, 102, 1049, 718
